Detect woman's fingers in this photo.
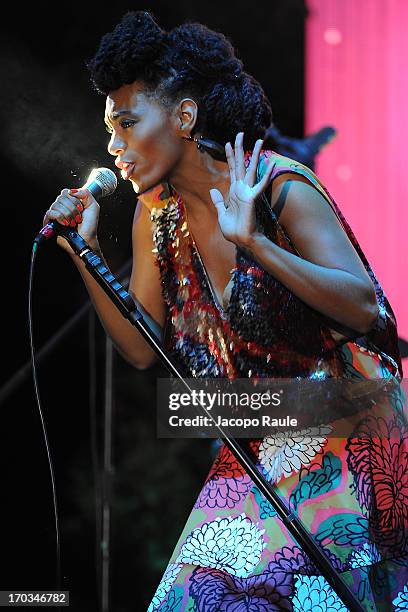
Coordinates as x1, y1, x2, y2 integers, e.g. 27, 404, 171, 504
253, 157, 275, 198
226, 132, 251, 184
246, 139, 263, 186
44, 192, 83, 228
209, 188, 226, 213
234, 132, 245, 181
225, 142, 236, 183
57, 200, 82, 226
226, 132, 271, 197
44, 207, 70, 227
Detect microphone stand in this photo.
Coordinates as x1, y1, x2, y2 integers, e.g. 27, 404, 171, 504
52, 226, 364, 612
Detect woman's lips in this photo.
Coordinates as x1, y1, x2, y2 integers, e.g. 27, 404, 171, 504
121, 163, 136, 180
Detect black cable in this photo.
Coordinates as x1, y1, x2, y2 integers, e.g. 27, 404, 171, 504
0, 259, 133, 406
88, 308, 102, 609
28, 242, 61, 587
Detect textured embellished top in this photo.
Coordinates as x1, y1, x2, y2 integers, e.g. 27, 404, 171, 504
139, 150, 402, 382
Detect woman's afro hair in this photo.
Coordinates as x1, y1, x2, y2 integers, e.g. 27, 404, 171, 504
87, 11, 273, 149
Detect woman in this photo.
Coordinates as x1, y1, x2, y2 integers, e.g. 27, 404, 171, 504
43, 11, 408, 611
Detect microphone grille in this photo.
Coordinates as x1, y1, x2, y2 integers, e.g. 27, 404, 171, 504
85, 167, 118, 198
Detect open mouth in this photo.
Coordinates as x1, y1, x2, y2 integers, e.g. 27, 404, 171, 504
120, 163, 136, 180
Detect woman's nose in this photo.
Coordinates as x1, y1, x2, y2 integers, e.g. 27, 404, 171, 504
107, 133, 126, 156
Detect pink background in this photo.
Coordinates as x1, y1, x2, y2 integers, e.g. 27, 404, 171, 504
305, 0, 408, 373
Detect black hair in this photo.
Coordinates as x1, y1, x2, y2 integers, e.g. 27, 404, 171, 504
87, 11, 273, 150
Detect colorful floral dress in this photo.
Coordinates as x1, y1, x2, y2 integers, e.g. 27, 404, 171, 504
140, 151, 408, 611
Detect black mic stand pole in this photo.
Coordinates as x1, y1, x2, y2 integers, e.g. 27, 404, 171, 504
49, 226, 364, 612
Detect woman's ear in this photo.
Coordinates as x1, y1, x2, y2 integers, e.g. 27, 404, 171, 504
177, 98, 198, 135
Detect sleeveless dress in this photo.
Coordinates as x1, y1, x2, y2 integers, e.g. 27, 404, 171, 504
141, 150, 408, 611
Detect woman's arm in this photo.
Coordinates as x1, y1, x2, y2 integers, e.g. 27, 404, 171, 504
69, 200, 166, 369
43, 184, 166, 370
242, 173, 379, 335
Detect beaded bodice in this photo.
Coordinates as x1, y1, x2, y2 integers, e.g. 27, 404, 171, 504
140, 151, 402, 380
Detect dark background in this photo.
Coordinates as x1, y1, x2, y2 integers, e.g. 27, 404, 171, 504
0, 2, 306, 610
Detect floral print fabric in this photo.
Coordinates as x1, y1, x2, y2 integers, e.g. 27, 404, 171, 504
141, 152, 408, 610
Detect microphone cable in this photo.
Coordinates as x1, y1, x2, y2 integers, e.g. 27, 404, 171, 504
29, 239, 132, 609
88, 307, 103, 607
27, 166, 118, 600
28, 233, 132, 603
29, 241, 61, 588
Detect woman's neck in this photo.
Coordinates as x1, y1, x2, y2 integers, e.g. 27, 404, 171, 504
169, 148, 230, 220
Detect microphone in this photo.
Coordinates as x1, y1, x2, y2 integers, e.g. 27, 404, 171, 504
34, 167, 118, 245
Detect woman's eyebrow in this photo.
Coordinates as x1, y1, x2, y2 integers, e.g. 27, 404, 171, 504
105, 110, 137, 123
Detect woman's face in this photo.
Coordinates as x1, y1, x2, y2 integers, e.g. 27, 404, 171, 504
105, 80, 183, 194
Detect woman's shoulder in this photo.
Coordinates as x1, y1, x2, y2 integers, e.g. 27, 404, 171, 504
255, 149, 330, 198
250, 149, 339, 226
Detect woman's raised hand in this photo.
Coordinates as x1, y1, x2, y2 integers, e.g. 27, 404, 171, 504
42, 187, 101, 254
209, 132, 274, 248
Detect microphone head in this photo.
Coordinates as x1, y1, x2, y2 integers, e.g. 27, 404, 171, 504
83, 167, 118, 198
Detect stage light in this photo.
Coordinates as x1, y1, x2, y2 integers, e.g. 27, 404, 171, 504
324, 28, 342, 46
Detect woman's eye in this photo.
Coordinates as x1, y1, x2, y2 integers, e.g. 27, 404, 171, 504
119, 119, 137, 129
104, 119, 136, 134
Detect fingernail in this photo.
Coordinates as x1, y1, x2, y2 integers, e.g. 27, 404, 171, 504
63, 219, 69, 226
70, 219, 76, 227
76, 203, 83, 212
70, 189, 79, 194
75, 214, 82, 223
